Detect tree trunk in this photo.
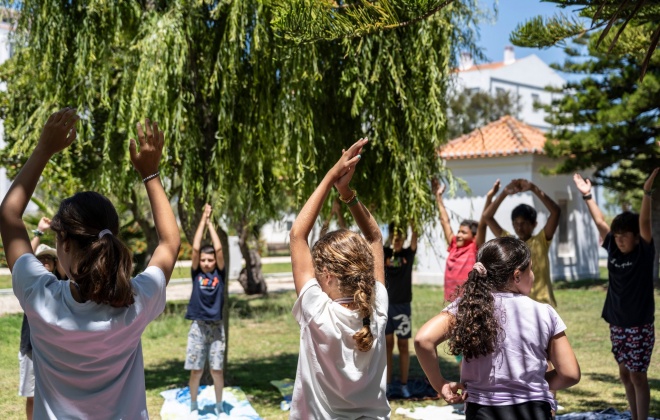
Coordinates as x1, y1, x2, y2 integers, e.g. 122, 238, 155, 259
237, 223, 268, 295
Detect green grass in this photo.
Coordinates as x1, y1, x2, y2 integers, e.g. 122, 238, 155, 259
1, 284, 659, 419
0, 275, 10, 289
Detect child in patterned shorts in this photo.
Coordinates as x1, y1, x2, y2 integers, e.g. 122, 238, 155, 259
574, 170, 657, 420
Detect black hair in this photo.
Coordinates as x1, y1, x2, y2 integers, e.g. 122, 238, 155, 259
388, 222, 407, 239
449, 237, 531, 360
200, 244, 216, 255
460, 219, 478, 236
511, 204, 537, 223
610, 211, 640, 236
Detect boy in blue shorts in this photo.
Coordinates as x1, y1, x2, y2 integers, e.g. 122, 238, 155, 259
574, 171, 657, 420
384, 223, 418, 399
185, 204, 226, 418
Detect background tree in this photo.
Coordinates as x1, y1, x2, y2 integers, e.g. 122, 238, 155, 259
514, 27, 660, 286
510, 0, 660, 78
446, 88, 521, 139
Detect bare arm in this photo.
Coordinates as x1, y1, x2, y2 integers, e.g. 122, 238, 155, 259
409, 224, 418, 252
519, 179, 561, 241
639, 168, 659, 243
546, 331, 581, 390
191, 205, 211, 270
414, 311, 465, 404
482, 180, 518, 238
129, 120, 181, 284
476, 179, 500, 247
573, 174, 610, 239
433, 180, 454, 246
290, 139, 367, 294
0, 108, 79, 271
207, 218, 225, 271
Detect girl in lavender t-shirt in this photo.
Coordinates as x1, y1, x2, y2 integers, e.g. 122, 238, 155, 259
415, 237, 581, 419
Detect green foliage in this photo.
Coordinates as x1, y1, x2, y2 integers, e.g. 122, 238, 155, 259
510, 1, 660, 78
0, 0, 465, 233
446, 88, 522, 139
534, 27, 660, 194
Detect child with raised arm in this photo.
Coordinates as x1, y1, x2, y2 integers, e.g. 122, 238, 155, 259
184, 203, 227, 417
289, 138, 390, 418
434, 179, 500, 302
415, 237, 580, 419
0, 109, 180, 419
573, 171, 657, 420
482, 179, 560, 306
384, 222, 417, 399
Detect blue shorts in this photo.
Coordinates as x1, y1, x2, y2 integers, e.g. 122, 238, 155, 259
386, 303, 411, 339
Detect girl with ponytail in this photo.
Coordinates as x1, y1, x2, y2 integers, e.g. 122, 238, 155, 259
415, 237, 581, 419
289, 138, 389, 418
0, 109, 180, 419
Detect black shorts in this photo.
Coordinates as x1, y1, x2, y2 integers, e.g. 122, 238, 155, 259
466, 401, 552, 420
385, 302, 411, 339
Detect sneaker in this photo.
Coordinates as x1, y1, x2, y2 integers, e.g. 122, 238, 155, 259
400, 383, 411, 399
386, 383, 394, 399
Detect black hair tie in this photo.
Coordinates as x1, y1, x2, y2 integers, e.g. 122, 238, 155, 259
362, 317, 370, 326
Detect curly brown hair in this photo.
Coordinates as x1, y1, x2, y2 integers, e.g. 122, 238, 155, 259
311, 229, 376, 352
448, 237, 531, 360
51, 192, 135, 307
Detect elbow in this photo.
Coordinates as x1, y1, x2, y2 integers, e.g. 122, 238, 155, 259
289, 227, 307, 244
367, 227, 383, 246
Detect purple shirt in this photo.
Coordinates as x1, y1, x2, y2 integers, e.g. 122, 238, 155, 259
445, 293, 565, 410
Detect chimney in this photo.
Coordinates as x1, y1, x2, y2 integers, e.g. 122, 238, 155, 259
459, 52, 474, 71
503, 46, 515, 65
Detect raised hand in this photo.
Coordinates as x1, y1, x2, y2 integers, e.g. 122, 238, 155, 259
487, 179, 501, 197
432, 178, 446, 200
333, 138, 367, 192
572, 174, 592, 195
203, 204, 213, 225
129, 119, 164, 178
643, 168, 660, 193
517, 179, 533, 192
37, 108, 80, 156
37, 217, 52, 232
502, 180, 520, 195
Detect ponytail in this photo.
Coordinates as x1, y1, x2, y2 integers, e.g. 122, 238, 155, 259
352, 275, 375, 352
51, 192, 135, 308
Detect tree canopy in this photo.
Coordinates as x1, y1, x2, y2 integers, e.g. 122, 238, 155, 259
533, 28, 659, 203
0, 0, 479, 250
510, 1, 660, 78
446, 88, 521, 140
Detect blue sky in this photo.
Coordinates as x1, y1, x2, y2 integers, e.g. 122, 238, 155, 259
476, 0, 579, 67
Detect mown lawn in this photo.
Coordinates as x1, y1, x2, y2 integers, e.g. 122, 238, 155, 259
0, 283, 658, 419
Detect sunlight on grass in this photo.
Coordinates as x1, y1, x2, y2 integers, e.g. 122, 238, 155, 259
1, 283, 658, 419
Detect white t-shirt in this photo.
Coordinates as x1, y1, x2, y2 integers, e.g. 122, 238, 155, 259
445, 292, 566, 411
290, 279, 390, 419
13, 253, 166, 419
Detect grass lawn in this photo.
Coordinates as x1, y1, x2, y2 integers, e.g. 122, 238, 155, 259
1, 283, 658, 419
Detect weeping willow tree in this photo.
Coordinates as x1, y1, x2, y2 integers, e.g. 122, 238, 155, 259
0, 0, 478, 285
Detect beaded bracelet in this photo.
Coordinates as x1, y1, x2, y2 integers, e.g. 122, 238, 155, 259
142, 171, 160, 184
32, 229, 44, 237
339, 189, 356, 204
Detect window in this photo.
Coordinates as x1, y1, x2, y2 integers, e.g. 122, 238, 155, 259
557, 199, 572, 256
531, 94, 540, 113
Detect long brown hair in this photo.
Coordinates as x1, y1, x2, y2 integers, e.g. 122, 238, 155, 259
449, 237, 531, 360
50, 192, 135, 307
312, 229, 376, 352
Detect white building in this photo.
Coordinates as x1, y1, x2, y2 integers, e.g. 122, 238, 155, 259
414, 115, 601, 285
0, 19, 13, 199
455, 46, 565, 132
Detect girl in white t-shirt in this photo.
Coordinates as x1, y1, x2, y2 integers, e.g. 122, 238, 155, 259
0, 109, 180, 419
289, 138, 390, 419
415, 237, 581, 420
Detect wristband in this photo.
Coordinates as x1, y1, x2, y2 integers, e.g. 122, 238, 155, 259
32, 229, 44, 237
339, 189, 356, 204
347, 196, 360, 208
644, 189, 653, 197
582, 193, 592, 201
142, 171, 160, 184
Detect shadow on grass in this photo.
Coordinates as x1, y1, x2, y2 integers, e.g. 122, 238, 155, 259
227, 295, 293, 319
554, 278, 608, 290
145, 358, 189, 391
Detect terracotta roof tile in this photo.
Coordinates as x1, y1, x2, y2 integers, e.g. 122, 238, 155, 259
440, 116, 547, 160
